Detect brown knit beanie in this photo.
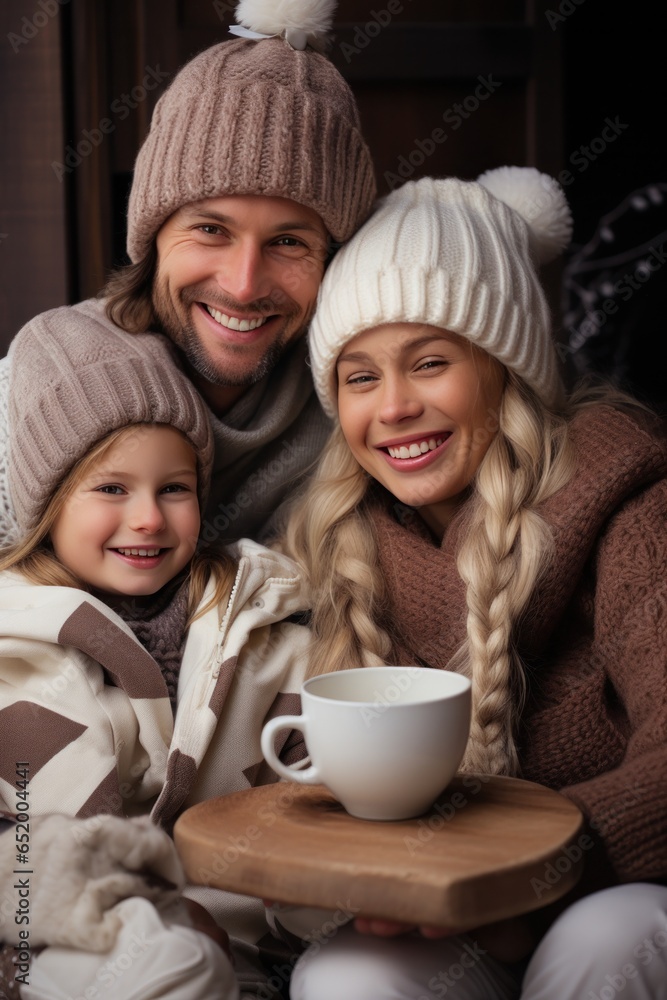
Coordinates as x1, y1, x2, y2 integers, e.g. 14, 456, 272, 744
126, 0, 377, 261
8, 300, 214, 534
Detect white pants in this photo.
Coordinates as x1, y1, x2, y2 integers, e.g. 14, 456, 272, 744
21, 897, 239, 1000
290, 884, 667, 1000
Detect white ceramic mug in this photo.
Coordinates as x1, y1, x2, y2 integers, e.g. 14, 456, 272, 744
261, 666, 471, 821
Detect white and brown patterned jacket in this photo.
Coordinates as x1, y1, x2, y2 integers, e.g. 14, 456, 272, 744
0, 539, 311, 979
0, 539, 310, 828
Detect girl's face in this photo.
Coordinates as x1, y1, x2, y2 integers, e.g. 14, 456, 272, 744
50, 425, 200, 596
336, 324, 505, 534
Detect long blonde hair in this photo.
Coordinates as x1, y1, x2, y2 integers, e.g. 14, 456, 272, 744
0, 425, 236, 626
282, 426, 393, 675
283, 371, 580, 775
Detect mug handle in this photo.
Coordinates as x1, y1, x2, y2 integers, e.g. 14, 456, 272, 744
261, 715, 321, 784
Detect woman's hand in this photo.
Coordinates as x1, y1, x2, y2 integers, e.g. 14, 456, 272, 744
262, 899, 456, 938
263, 902, 455, 940
265, 900, 535, 961
354, 917, 454, 938
353, 914, 538, 962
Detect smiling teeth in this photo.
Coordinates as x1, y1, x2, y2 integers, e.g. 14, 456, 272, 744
206, 306, 268, 332
388, 438, 444, 460
117, 548, 160, 557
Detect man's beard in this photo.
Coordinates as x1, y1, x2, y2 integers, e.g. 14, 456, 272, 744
166, 316, 290, 388
152, 281, 308, 388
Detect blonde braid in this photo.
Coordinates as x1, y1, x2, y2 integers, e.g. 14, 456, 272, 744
282, 426, 391, 676
456, 376, 574, 775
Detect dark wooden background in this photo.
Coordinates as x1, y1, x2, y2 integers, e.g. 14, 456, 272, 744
1, 1, 664, 405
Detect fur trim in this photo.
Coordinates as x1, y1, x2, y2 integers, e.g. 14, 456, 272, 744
0, 814, 184, 950
478, 165, 573, 264
235, 0, 337, 39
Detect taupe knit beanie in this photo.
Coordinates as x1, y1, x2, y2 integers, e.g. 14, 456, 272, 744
8, 300, 214, 533
127, 0, 377, 261
309, 166, 573, 415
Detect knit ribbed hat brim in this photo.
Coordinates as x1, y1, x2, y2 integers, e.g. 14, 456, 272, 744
8, 299, 213, 533
309, 172, 571, 415
127, 37, 376, 259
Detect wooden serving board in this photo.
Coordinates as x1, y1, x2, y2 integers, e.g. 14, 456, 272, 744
174, 775, 584, 930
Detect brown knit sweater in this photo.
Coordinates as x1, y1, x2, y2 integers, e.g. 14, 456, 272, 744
370, 404, 667, 895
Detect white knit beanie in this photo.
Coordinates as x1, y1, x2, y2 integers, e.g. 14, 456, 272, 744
309, 166, 573, 416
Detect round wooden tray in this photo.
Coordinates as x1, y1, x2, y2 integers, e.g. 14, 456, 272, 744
174, 774, 584, 930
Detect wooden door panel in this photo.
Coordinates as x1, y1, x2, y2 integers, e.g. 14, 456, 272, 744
1, 1, 561, 326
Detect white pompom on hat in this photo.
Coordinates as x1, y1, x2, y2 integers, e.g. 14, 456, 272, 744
309, 166, 573, 416
477, 166, 573, 264
235, 0, 337, 45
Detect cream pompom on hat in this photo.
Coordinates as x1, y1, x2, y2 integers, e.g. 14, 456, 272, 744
309, 166, 573, 416
127, 0, 376, 261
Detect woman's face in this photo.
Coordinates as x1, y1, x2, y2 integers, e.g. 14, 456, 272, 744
336, 323, 505, 533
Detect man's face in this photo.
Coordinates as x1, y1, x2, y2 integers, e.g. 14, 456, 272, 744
153, 195, 329, 409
